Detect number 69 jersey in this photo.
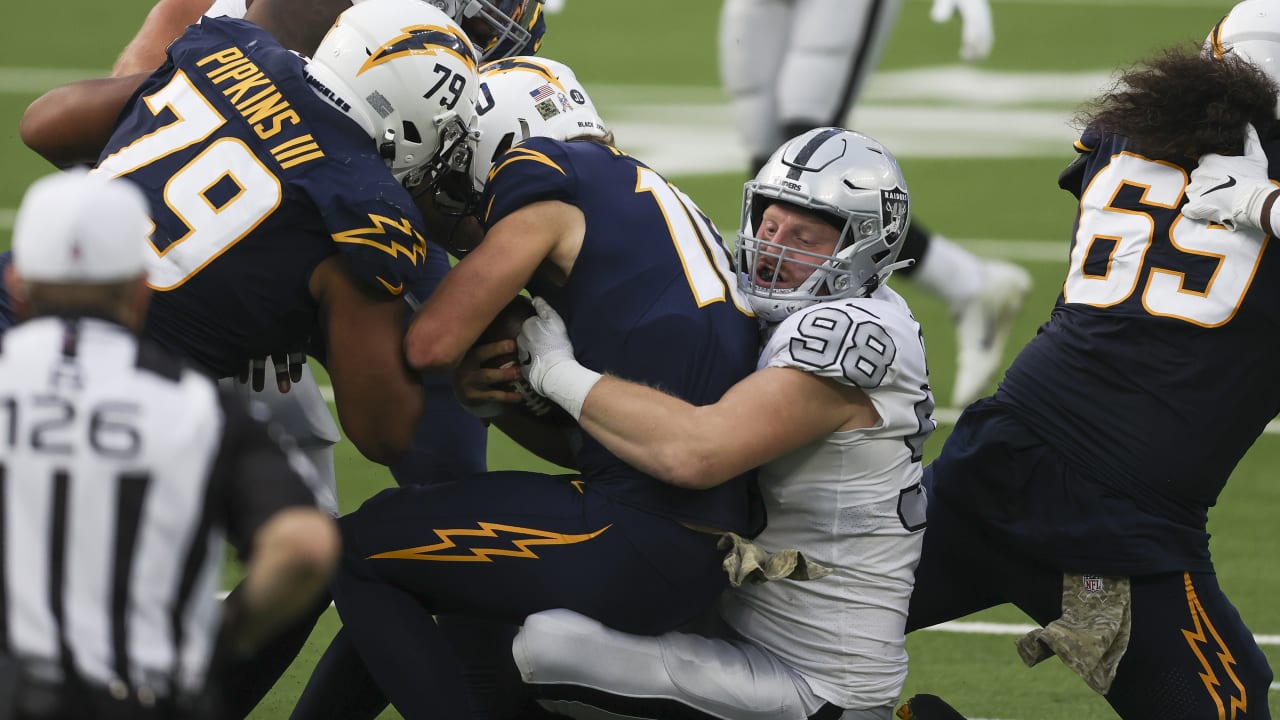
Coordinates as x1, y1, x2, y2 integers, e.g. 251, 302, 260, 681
721, 284, 934, 710
996, 126, 1280, 555
94, 18, 429, 378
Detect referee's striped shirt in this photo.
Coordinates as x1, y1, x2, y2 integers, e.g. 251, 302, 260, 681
0, 315, 318, 700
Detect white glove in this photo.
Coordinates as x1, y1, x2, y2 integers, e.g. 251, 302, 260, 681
1182, 123, 1280, 236
931, 0, 994, 62
517, 297, 601, 421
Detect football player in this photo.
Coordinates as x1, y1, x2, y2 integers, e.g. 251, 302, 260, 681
904, 5, 1279, 719
508, 128, 932, 720
719, 0, 1032, 408
12, 5, 480, 715
25, 0, 547, 507
297, 57, 763, 720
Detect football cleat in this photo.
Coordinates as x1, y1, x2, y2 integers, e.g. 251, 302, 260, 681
896, 693, 969, 720
951, 258, 1032, 408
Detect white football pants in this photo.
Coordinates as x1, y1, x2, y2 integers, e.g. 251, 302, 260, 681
719, 0, 905, 161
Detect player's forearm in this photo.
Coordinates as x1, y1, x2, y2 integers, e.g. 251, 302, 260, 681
577, 377, 733, 489
224, 507, 338, 656
113, 0, 213, 76
20, 75, 148, 169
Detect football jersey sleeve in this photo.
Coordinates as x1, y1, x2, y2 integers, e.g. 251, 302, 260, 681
315, 173, 430, 299
760, 293, 934, 444
481, 137, 579, 229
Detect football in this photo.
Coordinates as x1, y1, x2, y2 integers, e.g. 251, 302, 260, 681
477, 296, 575, 427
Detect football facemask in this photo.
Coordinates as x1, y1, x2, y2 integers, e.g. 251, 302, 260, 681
735, 127, 912, 324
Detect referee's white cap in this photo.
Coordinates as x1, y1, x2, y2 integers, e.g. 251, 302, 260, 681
12, 169, 151, 284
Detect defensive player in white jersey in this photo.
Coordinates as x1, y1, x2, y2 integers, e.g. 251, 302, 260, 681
719, 0, 1030, 408
495, 128, 935, 720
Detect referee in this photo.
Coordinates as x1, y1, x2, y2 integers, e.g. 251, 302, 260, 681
0, 170, 339, 719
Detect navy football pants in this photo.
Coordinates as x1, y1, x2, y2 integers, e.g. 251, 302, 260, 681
328, 472, 728, 720
909, 404, 1273, 719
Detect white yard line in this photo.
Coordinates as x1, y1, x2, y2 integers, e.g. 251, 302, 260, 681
315, 384, 1280, 438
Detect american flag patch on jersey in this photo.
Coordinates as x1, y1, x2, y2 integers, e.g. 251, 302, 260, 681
529, 84, 555, 101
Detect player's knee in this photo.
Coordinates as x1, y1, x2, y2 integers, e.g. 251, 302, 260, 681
514, 609, 606, 684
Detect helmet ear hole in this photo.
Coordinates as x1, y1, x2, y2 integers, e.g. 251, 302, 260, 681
402, 121, 422, 144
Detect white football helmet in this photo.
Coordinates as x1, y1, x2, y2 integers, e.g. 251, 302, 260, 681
1207, 0, 1280, 116
736, 127, 912, 324
467, 56, 609, 195
304, 0, 481, 189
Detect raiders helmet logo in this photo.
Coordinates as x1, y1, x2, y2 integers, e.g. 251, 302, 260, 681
880, 186, 909, 242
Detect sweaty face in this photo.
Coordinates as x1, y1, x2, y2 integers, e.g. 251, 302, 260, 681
751, 203, 841, 290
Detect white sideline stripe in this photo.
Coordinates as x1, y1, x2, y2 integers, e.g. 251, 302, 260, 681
314, 384, 1280, 437
208, 591, 1280, 648
930, 621, 1280, 647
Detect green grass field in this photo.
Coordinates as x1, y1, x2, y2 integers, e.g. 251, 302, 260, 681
1, 0, 1276, 717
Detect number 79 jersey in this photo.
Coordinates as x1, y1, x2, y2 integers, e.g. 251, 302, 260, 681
998, 126, 1280, 511
94, 18, 429, 378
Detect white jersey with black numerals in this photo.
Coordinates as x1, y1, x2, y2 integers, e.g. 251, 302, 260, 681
719, 283, 934, 710
0, 317, 312, 698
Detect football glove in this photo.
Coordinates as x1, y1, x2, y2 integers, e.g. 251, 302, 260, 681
1182, 123, 1280, 236
930, 0, 994, 62
517, 297, 600, 421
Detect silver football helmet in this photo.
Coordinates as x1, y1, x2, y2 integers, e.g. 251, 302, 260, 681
1207, 0, 1280, 116
736, 127, 912, 323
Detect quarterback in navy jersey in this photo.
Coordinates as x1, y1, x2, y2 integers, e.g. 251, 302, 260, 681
313, 58, 761, 719
906, 20, 1278, 720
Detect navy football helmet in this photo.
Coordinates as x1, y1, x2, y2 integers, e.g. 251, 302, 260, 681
426, 0, 546, 61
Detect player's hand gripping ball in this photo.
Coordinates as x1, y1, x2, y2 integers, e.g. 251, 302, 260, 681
477, 296, 575, 426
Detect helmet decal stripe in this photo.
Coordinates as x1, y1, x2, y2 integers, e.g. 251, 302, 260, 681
1210, 15, 1228, 60
360, 24, 478, 75
786, 127, 845, 181
479, 58, 564, 93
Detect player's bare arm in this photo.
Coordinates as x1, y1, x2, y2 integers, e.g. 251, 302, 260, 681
20, 74, 150, 168
404, 198, 584, 371
310, 255, 423, 465
580, 367, 876, 489
113, 0, 216, 76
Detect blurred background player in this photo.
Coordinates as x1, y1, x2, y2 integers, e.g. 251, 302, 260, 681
508, 128, 932, 720
294, 56, 762, 720
905, 5, 1280, 718
718, 0, 1031, 407
0, 169, 337, 720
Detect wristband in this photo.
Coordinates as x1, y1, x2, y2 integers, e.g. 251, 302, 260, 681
1261, 188, 1280, 237
538, 361, 602, 421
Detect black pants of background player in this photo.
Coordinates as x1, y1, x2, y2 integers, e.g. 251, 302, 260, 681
907, 400, 1275, 720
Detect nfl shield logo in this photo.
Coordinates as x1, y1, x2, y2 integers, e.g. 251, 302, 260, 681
1083, 575, 1104, 592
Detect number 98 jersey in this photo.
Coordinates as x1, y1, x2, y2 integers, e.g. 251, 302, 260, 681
95, 18, 429, 378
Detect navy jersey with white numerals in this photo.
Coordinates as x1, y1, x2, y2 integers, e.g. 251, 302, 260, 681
996, 125, 1280, 534
482, 137, 762, 535
94, 17, 430, 378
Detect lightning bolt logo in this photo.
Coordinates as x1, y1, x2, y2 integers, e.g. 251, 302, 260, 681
368, 521, 611, 562
1180, 573, 1248, 719
359, 24, 478, 75
332, 214, 428, 266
